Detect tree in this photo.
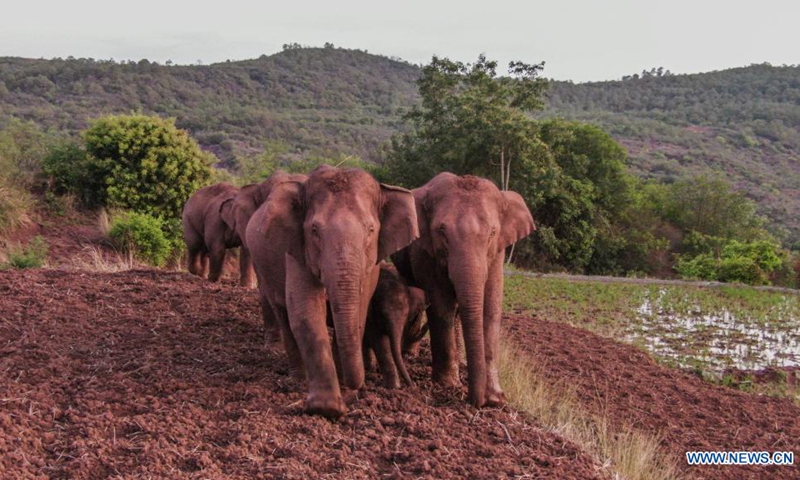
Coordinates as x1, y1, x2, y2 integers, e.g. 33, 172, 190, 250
82, 114, 213, 220
385, 54, 548, 189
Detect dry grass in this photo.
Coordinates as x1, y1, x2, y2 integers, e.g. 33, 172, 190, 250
97, 208, 111, 237
498, 334, 680, 480
63, 245, 141, 273
0, 185, 34, 233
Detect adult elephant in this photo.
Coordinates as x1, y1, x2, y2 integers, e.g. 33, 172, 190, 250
392, 173, 535, 408
182, 182, 243, 283
226, 172, 309, 289
246, 166, 418, 417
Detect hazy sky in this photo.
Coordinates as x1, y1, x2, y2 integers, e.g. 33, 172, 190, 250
1, 0, 798, 82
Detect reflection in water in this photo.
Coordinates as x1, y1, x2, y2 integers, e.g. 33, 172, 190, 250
628, 290, 800, 372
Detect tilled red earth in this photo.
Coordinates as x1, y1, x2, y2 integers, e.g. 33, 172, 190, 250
505, 313, 800, 480
1, 269, 602, 479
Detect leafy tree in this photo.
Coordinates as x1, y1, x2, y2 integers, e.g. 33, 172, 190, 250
82, 114, 213, 219
385, 54, 548, 189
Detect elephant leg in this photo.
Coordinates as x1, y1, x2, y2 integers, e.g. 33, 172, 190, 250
332, 336, 344, 385
260, 301, 281, 348
207, 244, 226, 282
482, 255, 506, 407
272, 304, 304, 379
390, 314, 413, 386
376, 334, 400, 388
362, 343, 377, 372
200, 252, 210, 279
239, 246, 257, 288
454, 313, 466, 366
187, 247, 203, 276
426, 288, 459, 387
285, 254, 345, 418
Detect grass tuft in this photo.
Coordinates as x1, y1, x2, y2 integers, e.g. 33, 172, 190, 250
498, 334, 680, 480
64, 245, 141, 272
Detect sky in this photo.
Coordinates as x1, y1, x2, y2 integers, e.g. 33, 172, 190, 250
1, 0, 798, 82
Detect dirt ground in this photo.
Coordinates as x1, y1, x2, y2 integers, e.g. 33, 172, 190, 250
0, 269, 602, 479
505, 313, 800, 480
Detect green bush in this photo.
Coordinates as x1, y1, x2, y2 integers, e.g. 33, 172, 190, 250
108, 211, 172, 267
41, 141, 89, 197
675, 253, 719, 281
718, 256, 765, 285
2, 236, 49, 269
82, 114, 213, 218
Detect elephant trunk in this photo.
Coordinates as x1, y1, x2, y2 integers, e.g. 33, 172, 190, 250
449, 254, 488, 407
325, 253, 366, 390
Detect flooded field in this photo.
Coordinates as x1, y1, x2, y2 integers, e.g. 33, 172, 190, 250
630, 288, 800, 372
504, 273, 800, 377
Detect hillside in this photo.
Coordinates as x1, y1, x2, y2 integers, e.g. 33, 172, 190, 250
0, 47, 420, 164
2, 49, 800, 240
546, 64, 800, 242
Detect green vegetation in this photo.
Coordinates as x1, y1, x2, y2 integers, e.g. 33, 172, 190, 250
81, 114, 213, 219
108, 211, 173, 267
504, 273, 800, 405
1, 48, 799, 286
1, 236, 49, 269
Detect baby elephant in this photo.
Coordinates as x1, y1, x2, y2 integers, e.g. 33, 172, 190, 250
364, 264, 429, 388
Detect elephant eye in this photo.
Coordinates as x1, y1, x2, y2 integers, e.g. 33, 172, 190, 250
311, 224, 320, 237
489, 227, 497, 238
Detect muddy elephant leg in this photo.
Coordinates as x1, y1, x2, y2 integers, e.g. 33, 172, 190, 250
207, 243, 226, 282
199, 253, 209, 278
271, 304, 304, 379
187, 247, 203, 276
260, 301, 281, 348
285, 254, 345, 418
427, 288, 460, 387
362, 343, 377, 372
483, 255, 506, 406
388, 309, 413, 386
376, 334, 400, 388
239, 246, 257, 288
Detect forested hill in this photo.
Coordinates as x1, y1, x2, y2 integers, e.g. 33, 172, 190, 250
0, 47, 420, 163
546, 63, 800, 241
1, 48, 800, 240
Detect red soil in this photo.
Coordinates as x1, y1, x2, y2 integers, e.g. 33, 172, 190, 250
0, 269, 602, 479
505, 313, 800, 480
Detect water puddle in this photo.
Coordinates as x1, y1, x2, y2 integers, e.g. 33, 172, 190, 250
627, 289, 800, 373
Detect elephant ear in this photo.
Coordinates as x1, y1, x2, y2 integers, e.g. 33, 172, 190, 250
257, 180, 306, 261
500, 190, 536, 249
411, 185, 435, 256
219, 197, 236, 231
377, 184, 419, 262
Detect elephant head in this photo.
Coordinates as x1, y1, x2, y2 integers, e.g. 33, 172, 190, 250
413, 172, 535, 407
254, 165, 418, 415
228, 172, 309, 288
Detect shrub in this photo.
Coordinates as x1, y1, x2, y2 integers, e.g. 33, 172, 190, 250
41, 141, 89, 198
2, 236, 49, 269
108, 211, 172, 267
675, 253, 719, 281
717, 256, 765, 285
82, 114, 213, 218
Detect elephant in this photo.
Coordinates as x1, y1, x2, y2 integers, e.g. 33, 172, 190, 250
363, 263, 429, 388
225, 172, 309, 343
392, 173, 535, 408
182, 182, 244, 283
245, 165, 418, 417
225, 172, 309, 290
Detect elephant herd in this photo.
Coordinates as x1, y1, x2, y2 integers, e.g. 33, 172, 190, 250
181, 166, 535, 418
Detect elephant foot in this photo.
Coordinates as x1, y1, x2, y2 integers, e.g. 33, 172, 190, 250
306, 393, 347, 418
432, 368, 460, 388
484, 389, 507, 408
382, 375, 401, 389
